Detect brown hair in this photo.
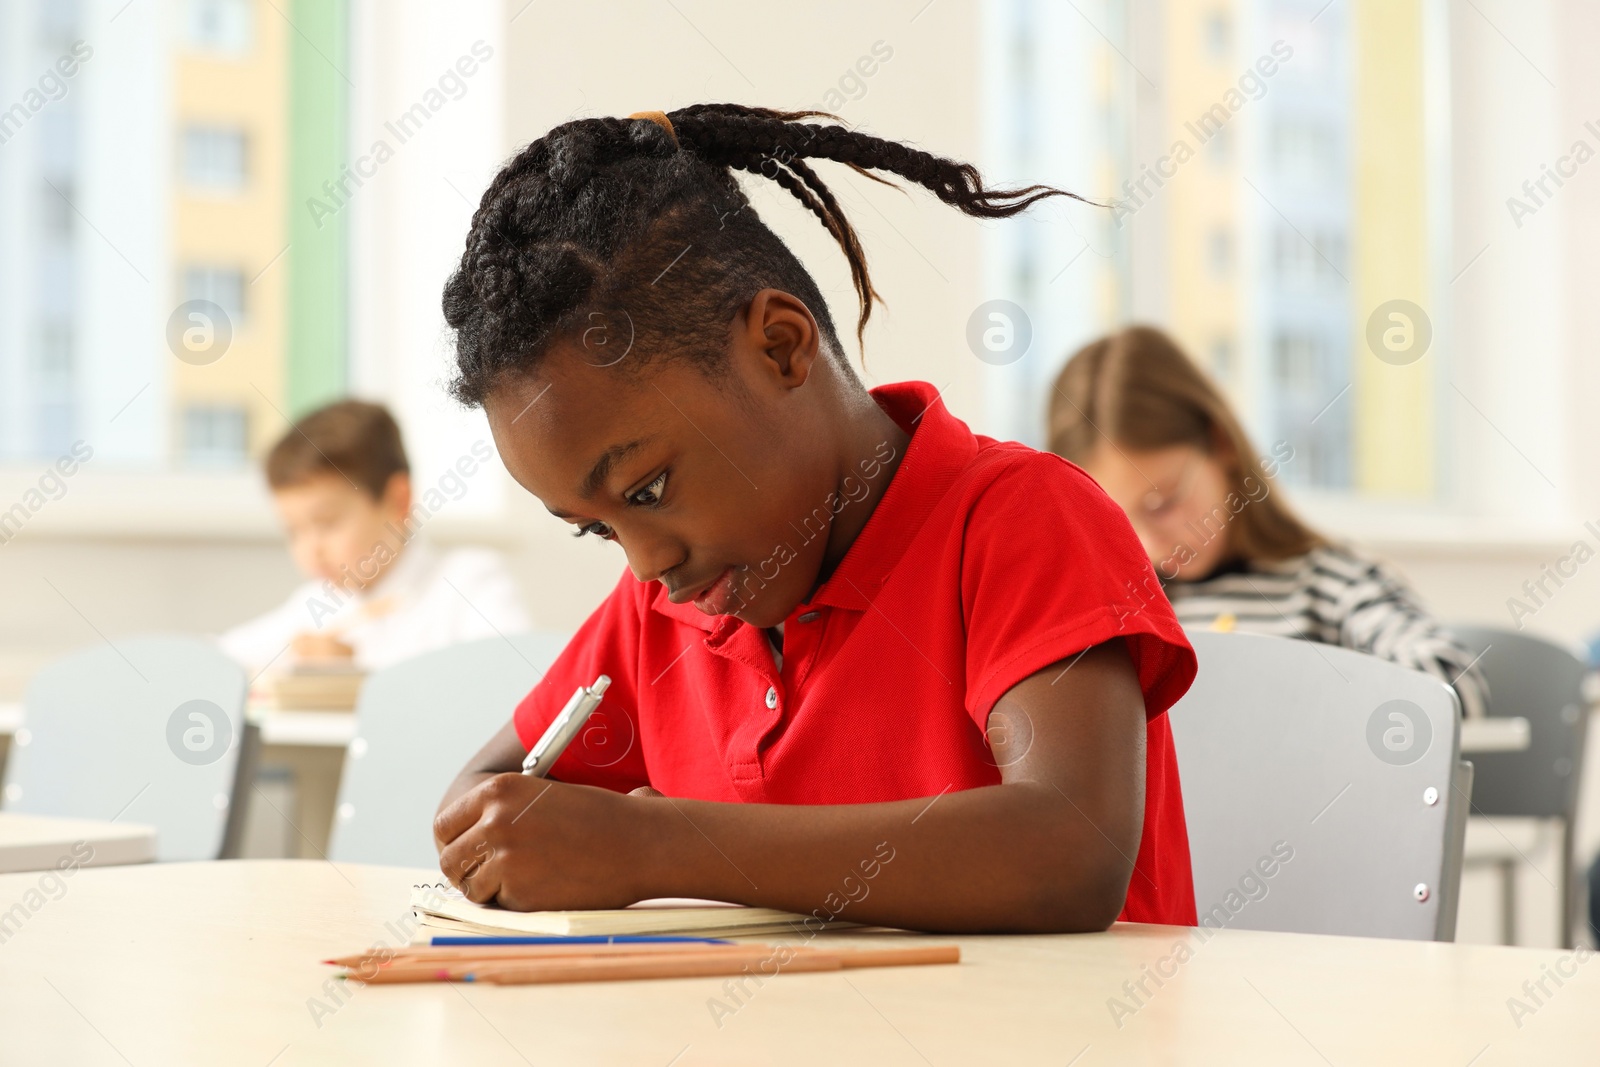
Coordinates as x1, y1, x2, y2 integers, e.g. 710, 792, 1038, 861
1048, 325, 1322, 562
265, 400, 409, 501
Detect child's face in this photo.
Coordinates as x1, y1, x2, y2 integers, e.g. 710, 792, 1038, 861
485, 303, 845, 630
1082, 442, 1236, 581
272, 472, 412, 590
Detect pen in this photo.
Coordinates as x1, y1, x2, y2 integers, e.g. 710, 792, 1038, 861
521, 674, 610, 776
428, 935, 731, 946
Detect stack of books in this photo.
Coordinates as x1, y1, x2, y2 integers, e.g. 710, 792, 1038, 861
270, 662, 367, 710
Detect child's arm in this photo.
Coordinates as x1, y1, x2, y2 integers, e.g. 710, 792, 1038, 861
434, 638, 1147, 934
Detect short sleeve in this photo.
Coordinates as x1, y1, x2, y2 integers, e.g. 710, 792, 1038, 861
960, 452, 1197, 728
511, 569, 651, 792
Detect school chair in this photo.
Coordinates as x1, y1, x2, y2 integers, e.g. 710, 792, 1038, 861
1446, 625, 1592, 948
1169, 630, 1471, 941
3, 635, 249, 862
328, 631, 571, 869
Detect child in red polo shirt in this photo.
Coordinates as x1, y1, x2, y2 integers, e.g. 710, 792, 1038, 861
433, 105, 1199, 932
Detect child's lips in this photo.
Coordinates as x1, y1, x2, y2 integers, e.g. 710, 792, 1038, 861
690, 567, 741, 616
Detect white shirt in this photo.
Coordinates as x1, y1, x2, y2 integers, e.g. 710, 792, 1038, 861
218, 541, 531, 677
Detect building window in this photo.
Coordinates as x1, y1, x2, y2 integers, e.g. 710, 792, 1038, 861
1272, 227, 1345, 285
1206, 125, 1233, 167
182, 125, 248, 190
186, 0, 254, 54
1204, 12, 1232, 60
1210, 337, 1235, 381
182, 405, 250, 467
181, 265, 246, 327
35, 322, 74, 388
1207, 228, 1233, 277
1272, 331, 1324, 394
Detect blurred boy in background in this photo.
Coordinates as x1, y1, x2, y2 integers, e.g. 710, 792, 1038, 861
219, 400, 529, 677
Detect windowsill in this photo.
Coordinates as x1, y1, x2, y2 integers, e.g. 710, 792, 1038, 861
1294, 493, 1581, 557
0, 467, 519, 546
2, 469, 1585, 557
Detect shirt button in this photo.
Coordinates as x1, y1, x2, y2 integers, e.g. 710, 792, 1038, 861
764, 686, 778, 709
798, 611, 820, 623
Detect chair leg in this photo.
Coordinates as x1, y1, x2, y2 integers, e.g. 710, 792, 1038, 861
1561, 819, 1575, 950
1499, 859, 1517, 946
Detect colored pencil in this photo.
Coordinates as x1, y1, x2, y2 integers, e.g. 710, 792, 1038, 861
467, 945, 960, 986
429, 935, 730, 946
324, 941, 759, 968
334, 943, 960, 986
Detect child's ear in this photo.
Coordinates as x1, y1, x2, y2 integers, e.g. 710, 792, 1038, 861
741, 288, 819, 387
381, 471, 413, 520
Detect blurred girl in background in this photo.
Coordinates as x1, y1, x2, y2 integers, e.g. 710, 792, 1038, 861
1049, 325, 1487, 717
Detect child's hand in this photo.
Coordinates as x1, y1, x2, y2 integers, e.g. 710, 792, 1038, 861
433, 774, 662, 911
291, 632, 355, 661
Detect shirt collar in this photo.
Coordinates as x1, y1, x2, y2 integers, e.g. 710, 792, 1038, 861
648, 380, 979, 633
805, 380, 978, 612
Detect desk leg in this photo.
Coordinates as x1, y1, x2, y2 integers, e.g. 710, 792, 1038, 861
258, 744, 346, 860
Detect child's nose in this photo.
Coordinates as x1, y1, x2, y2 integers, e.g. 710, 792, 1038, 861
621, 534, 686, 586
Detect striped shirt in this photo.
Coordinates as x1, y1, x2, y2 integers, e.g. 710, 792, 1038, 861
1162, 543, 1488, 718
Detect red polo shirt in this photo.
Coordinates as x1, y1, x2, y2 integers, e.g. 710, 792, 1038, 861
513, 380, 1198, 925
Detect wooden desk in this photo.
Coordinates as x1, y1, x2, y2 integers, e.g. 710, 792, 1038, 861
0, 860, 1591, 1064
0, 812, 156, 873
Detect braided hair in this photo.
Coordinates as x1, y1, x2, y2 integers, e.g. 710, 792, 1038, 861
443, 104, 1083, 405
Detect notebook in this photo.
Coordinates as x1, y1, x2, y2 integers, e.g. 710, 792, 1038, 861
409, 884, 848, 942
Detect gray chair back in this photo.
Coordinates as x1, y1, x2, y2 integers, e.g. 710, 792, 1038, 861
1444, 626, 1589, 820
1170, 631, 1467, 941
1446, 625, 1591, 946
328, 632, 570, 868
5, 635, 248, 861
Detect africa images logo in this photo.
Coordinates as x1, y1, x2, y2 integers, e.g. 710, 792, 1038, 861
1365, 699, 1432, 766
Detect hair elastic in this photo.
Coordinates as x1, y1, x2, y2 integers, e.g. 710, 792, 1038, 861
627, 110, 678, 146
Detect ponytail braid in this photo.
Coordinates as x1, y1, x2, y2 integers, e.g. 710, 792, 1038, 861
443, 104, 1080, 405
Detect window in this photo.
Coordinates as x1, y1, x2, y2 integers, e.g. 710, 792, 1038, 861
1205, 12, 1232, 60
181, 405, 249, 467
1271, 119, 1335, 178
1210, 337, 1235, 381
182, 125, 248, 190
1273, 227, 1345, 286
181, 266, 247, 328
1206, 125, 1233, 167
0, 1, 508, 528
35, 323, 73, 387
983, 0, 1437, 500
186, 0, 253, 54
1207, 228, 1233, 278
1272, 332, 1323, 393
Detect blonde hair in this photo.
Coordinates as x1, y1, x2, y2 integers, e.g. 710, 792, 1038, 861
1048, 325, 1322, 562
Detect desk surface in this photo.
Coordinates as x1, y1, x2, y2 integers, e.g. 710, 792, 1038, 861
0, 812, 156, 874
0, 860, 1591, 1065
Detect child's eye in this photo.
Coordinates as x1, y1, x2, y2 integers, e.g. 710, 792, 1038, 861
628, 471, 669, 508
569, 471, 666, 541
